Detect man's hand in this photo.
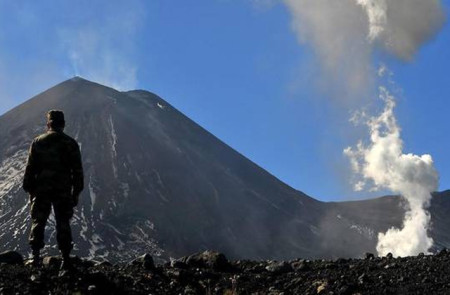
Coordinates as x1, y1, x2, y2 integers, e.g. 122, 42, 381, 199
72, 193, 79, 207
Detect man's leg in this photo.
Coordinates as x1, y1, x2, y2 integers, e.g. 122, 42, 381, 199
29, 196, 52, 265
53, 196, 74, 268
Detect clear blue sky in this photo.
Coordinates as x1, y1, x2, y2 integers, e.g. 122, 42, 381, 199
0, 1, 448, 201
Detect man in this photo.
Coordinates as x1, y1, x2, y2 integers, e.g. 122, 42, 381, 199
23, 110, 84, 269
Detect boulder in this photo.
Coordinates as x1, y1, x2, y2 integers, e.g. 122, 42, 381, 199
131, 253, 155, 270
291, 260, 310, 272
43, 256, 61, 268
86, 271, 115, 293
170, 259, 187, 269
0, 251, 23, 265
365, 253, 375, 260
265, 261, 292, 274
96, 260, 113, 267
180, 251, 232, 272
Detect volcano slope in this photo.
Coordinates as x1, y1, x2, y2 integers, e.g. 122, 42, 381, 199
0, 77, 449, 263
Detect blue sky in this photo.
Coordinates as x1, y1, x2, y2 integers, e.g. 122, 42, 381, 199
0, 0, 448, 201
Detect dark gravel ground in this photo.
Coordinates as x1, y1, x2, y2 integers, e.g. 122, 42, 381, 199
1, 250, 450, 294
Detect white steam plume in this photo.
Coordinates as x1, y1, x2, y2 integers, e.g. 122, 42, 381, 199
282, 0, 445, 256
344, 86, 439, 256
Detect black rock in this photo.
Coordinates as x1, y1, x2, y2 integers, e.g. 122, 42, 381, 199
358, 274, 366, 284
0, 251, 23, 265
86, 271, 115, 293
291, 260, 310, 272
365, 253, 375, 260
96, 260, 113, 267
82, 260, 97, 268
171, 259, 187, 269
181, 251, 232, 272
335, 258, 348, 264
131, 253, 155, 270
42, 256, 61, 268
338, 284, 353, 295
437, 248, 448, 257
265, 261, 293, 274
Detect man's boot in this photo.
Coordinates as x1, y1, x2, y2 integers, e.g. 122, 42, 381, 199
60, 250, 73, 271
32, 249, 41, 267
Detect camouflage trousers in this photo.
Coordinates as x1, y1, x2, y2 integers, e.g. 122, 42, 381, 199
29, 194, 74, 253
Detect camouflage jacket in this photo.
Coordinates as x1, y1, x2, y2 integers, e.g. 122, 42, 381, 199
23, 130, 84, 196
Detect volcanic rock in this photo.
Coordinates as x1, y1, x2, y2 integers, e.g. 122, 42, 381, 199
131, 253, 155, 270
365, 252, 375, 260
291, 259, 311, 272
0, 251, 23, 265
180, 250, 232, 272
265, 261, 292, 274
42, 256, 61, 268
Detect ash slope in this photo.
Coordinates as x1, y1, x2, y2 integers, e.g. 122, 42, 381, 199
0, 77, 449, 262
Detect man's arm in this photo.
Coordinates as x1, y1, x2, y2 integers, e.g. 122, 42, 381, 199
71, 141, 84, 206
23, 141, 37, 195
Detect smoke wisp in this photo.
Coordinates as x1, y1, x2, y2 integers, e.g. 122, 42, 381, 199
0, 0, 144, 115
282, 0, 445, 256
58, 0, 145, 90
283, 0, 445, 101
344, 86, 439, 256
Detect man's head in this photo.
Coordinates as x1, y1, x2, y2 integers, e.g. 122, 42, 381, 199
46, 110, 65, 131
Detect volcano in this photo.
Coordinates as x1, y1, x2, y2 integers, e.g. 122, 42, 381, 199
0, 77, 449, 262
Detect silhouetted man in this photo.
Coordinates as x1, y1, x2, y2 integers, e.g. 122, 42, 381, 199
23, 110, 84, 269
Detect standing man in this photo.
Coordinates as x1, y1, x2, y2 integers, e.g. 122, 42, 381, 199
23, 110, 84, 269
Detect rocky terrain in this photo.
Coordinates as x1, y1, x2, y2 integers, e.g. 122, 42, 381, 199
1, 249, 450, 294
